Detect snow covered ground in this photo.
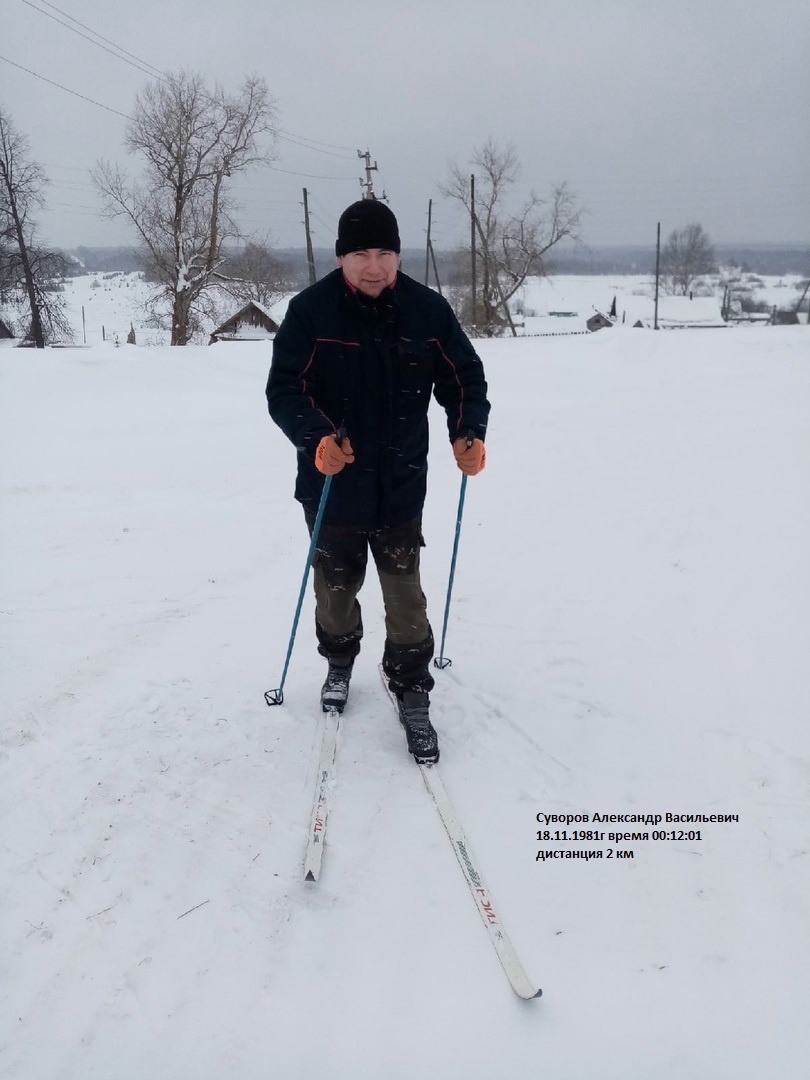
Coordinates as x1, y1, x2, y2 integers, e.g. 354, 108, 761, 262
29, 267, 808, 349
46, 271, 291, 348
1, 285, 809, 1078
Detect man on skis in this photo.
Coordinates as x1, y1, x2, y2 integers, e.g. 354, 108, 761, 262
266, 199, 489, 763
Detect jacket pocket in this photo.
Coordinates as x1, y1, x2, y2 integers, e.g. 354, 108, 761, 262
396, 338, 433, 404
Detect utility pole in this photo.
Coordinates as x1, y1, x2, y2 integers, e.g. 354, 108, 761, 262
357, 149, 380, 200
470, 174, 477, 331
654, 221, 661, 330
303, 188, 316, 285
425, 199, 432, 285
429, 241, 443, 297
423, 198, 442, 295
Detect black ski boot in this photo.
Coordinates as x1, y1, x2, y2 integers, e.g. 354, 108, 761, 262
397, 691, 439, 764
321, 658, 353, 714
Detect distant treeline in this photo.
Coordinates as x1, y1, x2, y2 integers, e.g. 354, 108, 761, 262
68, 243, 810, 281
546, 243, 810, 276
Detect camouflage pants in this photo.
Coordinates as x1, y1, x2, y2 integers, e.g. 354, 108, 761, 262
305, 513, 435, 695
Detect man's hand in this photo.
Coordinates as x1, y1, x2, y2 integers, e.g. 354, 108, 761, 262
453, 435, 486, 476
315, 433, 355, 475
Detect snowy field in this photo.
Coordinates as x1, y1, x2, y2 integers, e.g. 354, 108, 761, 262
1, 280, 809, 1078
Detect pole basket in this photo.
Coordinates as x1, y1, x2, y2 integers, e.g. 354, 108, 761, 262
434, 656, 452, 670
264, 688, 284, 707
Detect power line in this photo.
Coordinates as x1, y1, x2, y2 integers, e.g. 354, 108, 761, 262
2, 54, 358, 234
507, 176, 810, 195
308, 209, 336, 236
15, 3, 362, 173
42, 162, 92, 172
21, 1, 361, 165
308, 191, 346, 236
49, 181, 97, 192
276, 129, 356, 154
276, 130, 355, 159
37, 0, 165, 79
0, 54, 132, 119
46, 201, 99, 210
268, 164, 355, 181
23, 0, 166, 79
19, 0, 166, 81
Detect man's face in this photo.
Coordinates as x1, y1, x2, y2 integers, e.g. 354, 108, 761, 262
338, 249, 400, 297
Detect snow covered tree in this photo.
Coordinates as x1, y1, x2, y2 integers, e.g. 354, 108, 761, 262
94, 72, 276, 345
660, 223, 716, 296
0, 108, 71, 346
442, 139, 582, 336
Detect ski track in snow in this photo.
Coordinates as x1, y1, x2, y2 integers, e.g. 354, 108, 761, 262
1, 276, 809, 1078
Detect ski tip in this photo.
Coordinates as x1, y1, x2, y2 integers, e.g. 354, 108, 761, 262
531, 987, 543, 999
304, 870, 316, 882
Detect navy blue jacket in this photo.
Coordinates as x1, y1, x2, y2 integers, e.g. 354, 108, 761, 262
266, 268, 490, 528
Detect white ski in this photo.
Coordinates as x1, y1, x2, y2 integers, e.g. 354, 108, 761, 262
380, 667, 541, 998
419, 762, 541, 999
303, 707, 340, 882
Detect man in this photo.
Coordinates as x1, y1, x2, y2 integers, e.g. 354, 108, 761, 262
266, 200, 489, 763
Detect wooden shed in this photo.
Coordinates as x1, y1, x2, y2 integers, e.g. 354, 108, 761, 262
587, 311, 614, 332
209, 300, 279, 344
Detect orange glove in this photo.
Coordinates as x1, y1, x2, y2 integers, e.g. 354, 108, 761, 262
453, 436, 486, 476
315, 433, 355, 475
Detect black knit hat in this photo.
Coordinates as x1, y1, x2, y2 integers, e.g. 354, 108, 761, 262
335, 200, 400, 256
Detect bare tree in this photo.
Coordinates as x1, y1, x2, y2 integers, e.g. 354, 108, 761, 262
441, 139, 583, 335
0, 235, 14, 305
94, 71, 276, 345
660, 223, 716, 296
0, 108, 71, 346
215, 236, 293, 309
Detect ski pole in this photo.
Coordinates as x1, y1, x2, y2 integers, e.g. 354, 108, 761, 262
434, 433, 474, 669
265, 430, 345, 706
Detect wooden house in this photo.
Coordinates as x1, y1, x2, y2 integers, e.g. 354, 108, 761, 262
209, 301, 279, 344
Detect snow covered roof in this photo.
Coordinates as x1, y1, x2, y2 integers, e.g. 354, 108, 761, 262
246, 299, 277, 322
616, 295, 726, 328
519, 314, 593, 336
210, 300, 279, 344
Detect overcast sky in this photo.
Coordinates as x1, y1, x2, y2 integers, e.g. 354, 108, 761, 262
2, 0, 809, 256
